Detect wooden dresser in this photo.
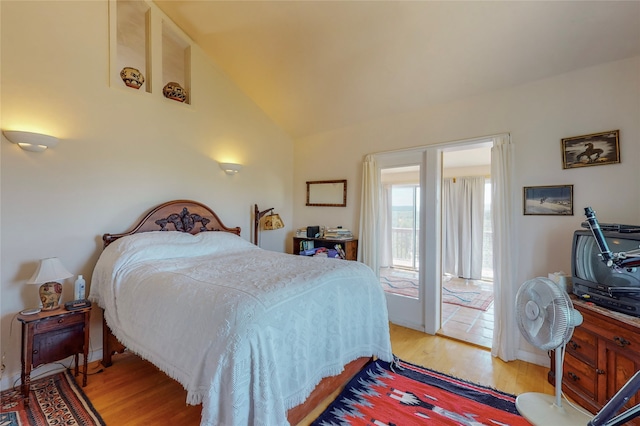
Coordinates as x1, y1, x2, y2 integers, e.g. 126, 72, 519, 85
549, 297, 640, 424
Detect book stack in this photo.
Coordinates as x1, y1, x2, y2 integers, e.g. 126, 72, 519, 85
324, 228, 353, 240
299, 240, 315, 252
295, 228, 308, 238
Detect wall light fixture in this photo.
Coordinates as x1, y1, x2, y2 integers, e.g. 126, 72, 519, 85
3, 130, 59, 152
219, 162, 243, 175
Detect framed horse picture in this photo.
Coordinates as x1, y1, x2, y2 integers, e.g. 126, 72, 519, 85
561, 130, 620, 169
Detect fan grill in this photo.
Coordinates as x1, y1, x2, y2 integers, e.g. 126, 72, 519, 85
516, 277, 581, 351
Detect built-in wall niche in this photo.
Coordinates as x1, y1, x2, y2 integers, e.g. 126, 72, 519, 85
109, 0, 192, 105
111, 0, 150, 92
162, 21, 191, 105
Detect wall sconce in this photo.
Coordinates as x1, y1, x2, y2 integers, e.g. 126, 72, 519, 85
3, 130, 59, 152
254, 204, 284, 245
219, 162, 242, 175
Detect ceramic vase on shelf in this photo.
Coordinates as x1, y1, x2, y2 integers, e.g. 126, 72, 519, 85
120, 67, 145, 89
163, 82, 187, 103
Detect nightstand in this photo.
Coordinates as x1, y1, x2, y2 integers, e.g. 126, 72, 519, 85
18, 306, 91, 404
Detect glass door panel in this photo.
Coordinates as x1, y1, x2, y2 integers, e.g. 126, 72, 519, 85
381, 184, 420, 298
379, 162, 424, 330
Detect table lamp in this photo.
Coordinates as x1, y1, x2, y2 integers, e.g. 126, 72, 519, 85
25, 257, 73, 313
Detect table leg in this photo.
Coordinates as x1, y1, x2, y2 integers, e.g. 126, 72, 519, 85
20, 323, 31, 404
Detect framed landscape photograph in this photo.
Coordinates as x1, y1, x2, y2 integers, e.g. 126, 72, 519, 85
561, 130, 620, 169
523, 185, 573, 216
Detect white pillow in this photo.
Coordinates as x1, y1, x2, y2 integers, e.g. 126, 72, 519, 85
105, 230, 255, 265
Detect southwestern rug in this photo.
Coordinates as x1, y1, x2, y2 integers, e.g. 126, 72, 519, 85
380, 269, 494, 311
441, 276, 494, 311
0, 370, 105, 426
312, 357, 530, 426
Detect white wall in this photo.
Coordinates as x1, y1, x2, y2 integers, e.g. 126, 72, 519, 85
294, 56, 640, 362
0, 1, 293, 388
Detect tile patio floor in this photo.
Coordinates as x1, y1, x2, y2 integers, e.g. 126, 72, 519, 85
381, 269, 494, 349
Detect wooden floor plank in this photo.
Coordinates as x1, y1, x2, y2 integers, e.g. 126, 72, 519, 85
82, 323, 552, 425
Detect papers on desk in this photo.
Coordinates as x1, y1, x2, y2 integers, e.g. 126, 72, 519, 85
324, 228, 353, 239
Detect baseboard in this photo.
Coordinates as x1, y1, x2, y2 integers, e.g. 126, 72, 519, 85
0, 348, 103, 392
517, 348, 550, 367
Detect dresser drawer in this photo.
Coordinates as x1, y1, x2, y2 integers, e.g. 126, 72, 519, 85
566, 326, 597, 365
563, 352, 596, 401
580, 307, 640, 352
34, 312, 85, 333
598, 329, 640, 354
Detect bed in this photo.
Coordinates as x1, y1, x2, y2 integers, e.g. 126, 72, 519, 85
89, 200, 392, 426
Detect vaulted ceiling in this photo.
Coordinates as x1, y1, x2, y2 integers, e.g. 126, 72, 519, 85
155, 1, 640, 140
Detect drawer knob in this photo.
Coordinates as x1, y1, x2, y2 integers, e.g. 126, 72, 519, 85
596, 369, 605, 375
614, 336, 631, 347
568, 372, 580, 381
58, 319, 64, 323
32, 349, 38, 354
568, 340, 580, 350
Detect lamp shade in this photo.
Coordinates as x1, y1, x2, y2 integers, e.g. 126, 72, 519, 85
26, 257, 73, 312
264, 213, 284, 230
26, 257, 73, 284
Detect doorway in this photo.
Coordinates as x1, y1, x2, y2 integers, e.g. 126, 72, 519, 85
361, 134, 513, 353
439, 144, 494, 348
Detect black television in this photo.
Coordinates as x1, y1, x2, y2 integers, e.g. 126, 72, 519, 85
572, 212, 640, 316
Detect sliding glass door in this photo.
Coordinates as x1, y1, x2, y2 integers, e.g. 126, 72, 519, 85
391, 184, 420, 272
380, 177, 420, 300
376, 150, 441, 332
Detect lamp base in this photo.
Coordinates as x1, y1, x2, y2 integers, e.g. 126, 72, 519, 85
39, 281, 63, 311
20, 308, 42, 315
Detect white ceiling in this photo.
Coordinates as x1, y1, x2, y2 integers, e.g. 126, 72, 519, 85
155, 1, 640, 140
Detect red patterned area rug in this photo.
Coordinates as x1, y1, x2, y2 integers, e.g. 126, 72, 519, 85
0, 370, 105, 426
312, 358, 530, 426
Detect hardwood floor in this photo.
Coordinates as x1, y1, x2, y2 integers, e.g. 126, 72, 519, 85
82, 323, 553, 425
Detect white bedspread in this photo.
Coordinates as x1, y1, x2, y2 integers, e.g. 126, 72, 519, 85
90, 231, 392, 426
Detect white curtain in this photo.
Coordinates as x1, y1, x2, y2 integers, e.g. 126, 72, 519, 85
358, 155, 380, 273
443, 178, 458, 277
491, 134, 518, 361
380, 184, 393, 268
442, 176, 485, 279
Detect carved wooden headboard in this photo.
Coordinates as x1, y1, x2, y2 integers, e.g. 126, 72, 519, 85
102, 200, 241, 247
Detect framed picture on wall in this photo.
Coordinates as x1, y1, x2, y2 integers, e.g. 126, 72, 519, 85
561, 130, 620, 169
523, 185, 573, 216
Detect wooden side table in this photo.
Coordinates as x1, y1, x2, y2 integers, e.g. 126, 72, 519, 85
18, 306, 91, 404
